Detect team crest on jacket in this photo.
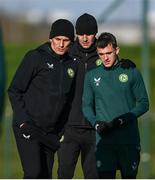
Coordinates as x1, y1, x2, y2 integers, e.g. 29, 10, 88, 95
67, 68, 75, 78
119, 74, 128, 82
94, 77, 101, 86
96, 59, 102, 66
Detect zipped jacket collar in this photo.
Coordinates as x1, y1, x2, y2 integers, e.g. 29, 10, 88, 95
75, 38, 97, 53
37, 42, 70, 63
102, 58, 121, 71
69, 39, 98, 64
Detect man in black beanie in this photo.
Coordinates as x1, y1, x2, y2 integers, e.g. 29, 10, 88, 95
57, 13, 136, 179
8, 18, 77, 179
58, 13, 99, 179
49, 19, 74, 42
75, 13, 98, 35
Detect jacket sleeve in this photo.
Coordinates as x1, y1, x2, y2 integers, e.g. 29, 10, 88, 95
130, 68, 149, 117
82, 73, 96, 126
8, 51, 38, 125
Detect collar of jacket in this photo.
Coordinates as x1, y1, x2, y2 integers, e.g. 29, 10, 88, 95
75, 38, 97, 53
102, 58, 121, 71
37, 42, 70, 62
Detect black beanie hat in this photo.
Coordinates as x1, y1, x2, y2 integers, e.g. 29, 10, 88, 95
75, 13, 98, 35
49, 19, 74, 41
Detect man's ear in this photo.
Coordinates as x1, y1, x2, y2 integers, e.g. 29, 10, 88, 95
116, 47, 120, 55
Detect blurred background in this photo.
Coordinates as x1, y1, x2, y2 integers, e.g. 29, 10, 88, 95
0, 0, 155, 178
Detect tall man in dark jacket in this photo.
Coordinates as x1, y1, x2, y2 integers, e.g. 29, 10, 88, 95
57, 14, 99, 179
8, 19, 77, 179
57, 13, 136, 179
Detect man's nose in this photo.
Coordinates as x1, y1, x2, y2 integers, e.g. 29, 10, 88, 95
103, 54, 108, 59
83, 34, 88, 41
60, 40, 64, 47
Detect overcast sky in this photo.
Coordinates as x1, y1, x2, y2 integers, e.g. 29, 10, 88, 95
0, 0, 155, 24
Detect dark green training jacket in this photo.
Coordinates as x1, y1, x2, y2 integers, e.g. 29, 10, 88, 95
82, 61, 149, 144
8, 42, 77, 133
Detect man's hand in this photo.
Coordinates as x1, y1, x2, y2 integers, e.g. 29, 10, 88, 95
59, 135, 64, 143
40, 132, 60, 152
95, 121, 113, 135
20, 122, 60, 151
120, 59, 136, 69
112, 112, 136, 128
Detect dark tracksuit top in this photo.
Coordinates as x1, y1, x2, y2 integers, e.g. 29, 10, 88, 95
82, 61, 149, 145
8, 42, 77, 134
57, 39, 101, 179
67, 39, 102, 128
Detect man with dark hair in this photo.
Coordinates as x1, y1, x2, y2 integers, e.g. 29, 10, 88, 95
58, 14, 136, 179
82, 32, 149, 179
8, 19, 77, 179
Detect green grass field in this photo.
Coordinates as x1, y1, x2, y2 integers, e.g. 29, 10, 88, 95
0, 42, 155, 178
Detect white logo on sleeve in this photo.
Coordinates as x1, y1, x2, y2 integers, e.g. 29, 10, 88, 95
47, 63, 54, 69
94, 77, 101, 86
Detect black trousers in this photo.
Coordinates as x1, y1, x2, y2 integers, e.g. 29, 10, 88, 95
57, 127, 98, 179
13, 125, 55, 179
98, 170, 136, 179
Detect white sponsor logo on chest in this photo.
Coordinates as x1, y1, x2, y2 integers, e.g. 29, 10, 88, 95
94, 77, 101, 86
47, 63, 54, 69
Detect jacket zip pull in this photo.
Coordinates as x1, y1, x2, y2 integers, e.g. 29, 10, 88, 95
85, 53, 88, 70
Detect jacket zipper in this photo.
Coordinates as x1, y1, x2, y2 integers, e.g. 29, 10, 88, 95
59, 60, 63, 96
85, 53, 88, 70
85, 62, 87, 70
52, 60, 63, 124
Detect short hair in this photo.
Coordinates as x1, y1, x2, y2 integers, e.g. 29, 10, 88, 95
96, 32, 117, 49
